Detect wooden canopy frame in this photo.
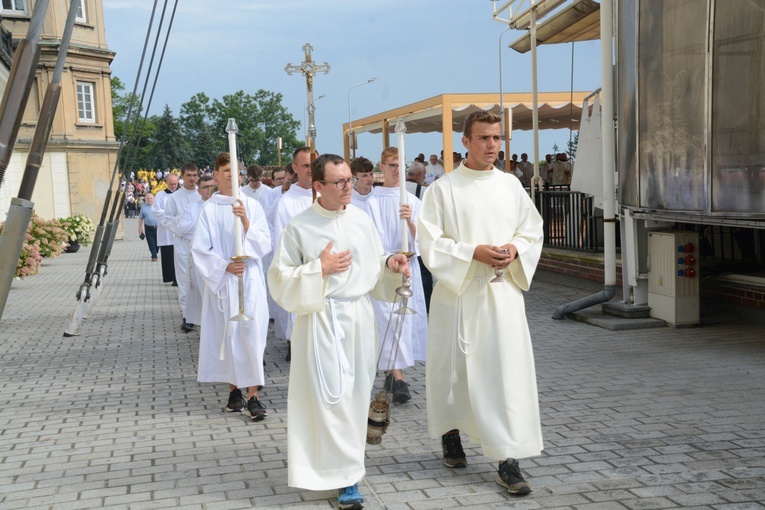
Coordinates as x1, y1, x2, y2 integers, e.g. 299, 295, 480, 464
342, 91, 590, 172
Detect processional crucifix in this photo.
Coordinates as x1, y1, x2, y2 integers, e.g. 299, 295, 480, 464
284, 43, 331, 155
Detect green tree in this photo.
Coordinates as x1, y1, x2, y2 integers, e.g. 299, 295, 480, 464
149, 105, 191, 171
111, 76, 157, 172
567, 131, 579, 159
179, 92, 221, 168
209, 90, 301, 165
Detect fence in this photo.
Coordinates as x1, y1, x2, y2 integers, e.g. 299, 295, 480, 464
530, 187, 603, 251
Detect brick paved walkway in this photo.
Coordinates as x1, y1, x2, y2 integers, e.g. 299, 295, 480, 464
1, 223, 763, 509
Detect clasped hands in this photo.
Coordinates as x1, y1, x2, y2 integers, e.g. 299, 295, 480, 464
320, 241, 410, 278
473, 243, 517, 270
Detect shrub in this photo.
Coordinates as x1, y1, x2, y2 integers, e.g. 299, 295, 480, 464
60, 214, 96, 246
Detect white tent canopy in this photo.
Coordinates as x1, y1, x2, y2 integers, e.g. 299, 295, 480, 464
343, 91, 591, 169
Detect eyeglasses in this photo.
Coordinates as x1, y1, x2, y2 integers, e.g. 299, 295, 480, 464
199, 185, 216, 190
320, 177, 358, 189
385, 163, 400, 169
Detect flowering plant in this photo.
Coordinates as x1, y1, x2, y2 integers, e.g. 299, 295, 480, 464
29, 213, 68, 258
0, 223, 42, 277
60, 214, 95, 246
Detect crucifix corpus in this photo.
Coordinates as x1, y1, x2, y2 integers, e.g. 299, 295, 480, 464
284, 43, 331, 156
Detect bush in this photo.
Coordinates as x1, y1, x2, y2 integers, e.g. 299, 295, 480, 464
60, 214, 95, 246
29, 212, 68, 258
0, 223, 42, 278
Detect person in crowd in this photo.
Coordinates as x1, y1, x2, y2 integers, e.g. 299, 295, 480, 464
151, 172, 179, 285
350, 156, 375, 212
174, 175, 216, 330
165, 164, 201, 332
137, 193, 158, 261
267, 153, 409, 510
191, 152, 271, 421
241, 164, 269, 207
405, 161, 427, 198
364, 147, 428, 403
425, 154, 444, 185
418, 111, 544, 496
271, 148, 314, 362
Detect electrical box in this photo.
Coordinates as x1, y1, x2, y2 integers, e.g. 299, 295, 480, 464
647, 230, 700, 326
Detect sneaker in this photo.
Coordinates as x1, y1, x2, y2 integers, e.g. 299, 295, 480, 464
224, 388, 245, 413
391, 379, 411, 403
337, 483, 364, 510
441, 433, 467, 468
497, 458, 531, 496
244, 396, 268, 421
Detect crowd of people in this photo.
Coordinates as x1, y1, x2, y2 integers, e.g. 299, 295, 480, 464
136, 111, 545, 510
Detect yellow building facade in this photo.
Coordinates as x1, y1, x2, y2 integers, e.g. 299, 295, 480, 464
0, 0, 118, 223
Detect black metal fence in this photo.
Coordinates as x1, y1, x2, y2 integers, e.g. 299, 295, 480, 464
529, 187, 603, 251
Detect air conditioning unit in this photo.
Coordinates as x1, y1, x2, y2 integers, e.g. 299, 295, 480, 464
647, 230, 700, 326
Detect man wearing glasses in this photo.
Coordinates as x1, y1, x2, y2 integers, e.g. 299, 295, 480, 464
365, 147, 428, 404
268, 153, 409, 510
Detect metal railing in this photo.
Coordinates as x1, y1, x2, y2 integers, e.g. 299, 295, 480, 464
530, 187, 604, 251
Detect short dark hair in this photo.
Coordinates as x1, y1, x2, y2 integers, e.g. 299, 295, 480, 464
246, 164, 262, 180
350, 157, 373, 175
293, 146, 311, 160
463, 111, 501, 138
198, 174, 214, 185
311, 153, 345, 183
180, 163, 198, 176
283, 162, 294, 175
214, 152, 230, 171
272, 167, 285, 179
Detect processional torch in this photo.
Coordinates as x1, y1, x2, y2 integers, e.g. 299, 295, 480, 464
226, 118, 252, 322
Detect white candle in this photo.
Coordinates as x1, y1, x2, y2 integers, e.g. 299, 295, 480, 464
396, 120, 408, 253
226, 119, 244, 257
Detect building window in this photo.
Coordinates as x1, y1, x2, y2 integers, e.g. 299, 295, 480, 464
75, 0, 87, 23
1, 0, 27, 14
76, 82, 96, 123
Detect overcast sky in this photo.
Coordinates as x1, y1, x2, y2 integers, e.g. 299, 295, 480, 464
102, 0, 601, 164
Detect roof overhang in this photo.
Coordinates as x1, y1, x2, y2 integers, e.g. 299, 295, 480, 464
510, 0, 600, 54
346, 91, 590, 136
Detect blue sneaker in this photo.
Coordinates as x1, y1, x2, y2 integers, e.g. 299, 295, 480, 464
337, 483, 364, 509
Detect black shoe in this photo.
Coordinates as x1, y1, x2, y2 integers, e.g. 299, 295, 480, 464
442, 433, 467, 468
224, 388, 246, 413
497, 458, 531, 496
181, 321, 195, 333
391, 379, 411, 403
244, 396, 268, 421
285, 340, 291, 362
383, 372, 394, 392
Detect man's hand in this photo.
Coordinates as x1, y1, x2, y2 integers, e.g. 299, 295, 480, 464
473, 244, 516, 269
386, 253, 411, 278
233, 199, 250, 233
226, 261, 246, 277
320, 241, 352, 276
399, 204, 412, 221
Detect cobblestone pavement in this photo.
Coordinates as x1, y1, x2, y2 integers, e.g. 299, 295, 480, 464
1, 223, 764, 510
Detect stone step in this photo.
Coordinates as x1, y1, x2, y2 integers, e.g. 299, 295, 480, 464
602, 301, 651, 319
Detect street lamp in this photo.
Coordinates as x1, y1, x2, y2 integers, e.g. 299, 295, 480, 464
348, 77, 377, 158
304, 94, 326, 142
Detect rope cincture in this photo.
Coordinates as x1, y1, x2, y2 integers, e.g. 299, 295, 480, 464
447, 277, 489, 406
313, 298, 352, 406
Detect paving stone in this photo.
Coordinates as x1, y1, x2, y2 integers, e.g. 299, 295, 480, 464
1, 230, 764, 509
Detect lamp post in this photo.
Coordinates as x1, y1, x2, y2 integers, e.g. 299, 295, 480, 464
304, 94, 325, 143
347, 77, 377, 159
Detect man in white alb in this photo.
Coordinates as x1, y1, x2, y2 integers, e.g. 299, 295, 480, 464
151, 172, 179, 284
418, 111, 544, 496
349, 156, 375, 212
268, 153, 409, 510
